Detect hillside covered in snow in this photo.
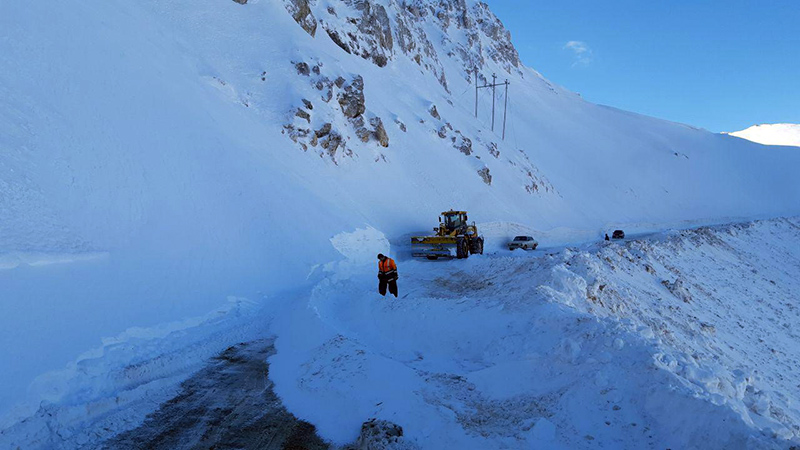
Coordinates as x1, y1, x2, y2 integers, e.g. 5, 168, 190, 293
728, 123, 800, 147
2, 0, 800, 448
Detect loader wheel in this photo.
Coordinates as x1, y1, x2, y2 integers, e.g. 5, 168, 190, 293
456, 238, 469, 259
469, 237, 484, 255
427, 256, 438, 260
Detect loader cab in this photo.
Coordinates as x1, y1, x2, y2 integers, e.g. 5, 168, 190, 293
441, 211, 468, 233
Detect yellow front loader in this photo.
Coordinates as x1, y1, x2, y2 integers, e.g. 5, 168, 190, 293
411, 210, 484, 259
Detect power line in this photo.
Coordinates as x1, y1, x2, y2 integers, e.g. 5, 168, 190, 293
476, 87, 494, 131
474, 68, 510, 140
502, 79, 508, 140
508, 96, 520, 151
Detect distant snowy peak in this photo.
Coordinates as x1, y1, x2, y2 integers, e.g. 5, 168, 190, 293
278, 0, 522, 90
727, 123, 800, 147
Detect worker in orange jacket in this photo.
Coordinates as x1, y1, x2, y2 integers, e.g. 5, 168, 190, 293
377, 253, 398, 297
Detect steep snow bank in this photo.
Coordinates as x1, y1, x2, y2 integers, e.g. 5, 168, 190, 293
0, 297, 269, 448
0, 0, 349, 410
543, 218, 800, 441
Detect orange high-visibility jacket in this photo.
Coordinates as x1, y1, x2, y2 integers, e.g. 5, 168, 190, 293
379, 258, 397, 274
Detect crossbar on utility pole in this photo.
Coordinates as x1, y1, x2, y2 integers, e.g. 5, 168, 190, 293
474, 70, 510, 140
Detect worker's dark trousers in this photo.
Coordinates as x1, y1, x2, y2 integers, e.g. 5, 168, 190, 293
379, 276, 398, 297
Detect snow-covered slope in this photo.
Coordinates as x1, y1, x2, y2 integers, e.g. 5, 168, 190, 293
2, 0, 800, 446
728, 123, 800, 147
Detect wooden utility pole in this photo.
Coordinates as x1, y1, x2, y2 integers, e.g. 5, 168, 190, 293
502, 80, 509, 140
474, 68, 478, 118
491, 73, 497, 131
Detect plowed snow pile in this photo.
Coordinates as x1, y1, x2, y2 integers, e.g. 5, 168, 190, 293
268, 218, 800, 449
3, 219, 800, 449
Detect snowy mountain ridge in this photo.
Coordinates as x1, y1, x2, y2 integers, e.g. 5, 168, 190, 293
727, 123, 800, 147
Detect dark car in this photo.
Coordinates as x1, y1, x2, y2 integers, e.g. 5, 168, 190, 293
612, 230, 625, 240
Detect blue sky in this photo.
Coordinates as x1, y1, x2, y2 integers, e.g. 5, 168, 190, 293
488, 1, 800, 132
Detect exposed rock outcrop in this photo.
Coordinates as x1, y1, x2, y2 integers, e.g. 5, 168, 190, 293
514, 150, 556, 195
283, 0, 317, 37
428, 104, 440, 120
354, 419, 407, 450
454, 134, 472, 155
337, 76, 366, 118
315, 122, 332, 138
370, 117, 389, 147
320, 0, 393, 67
477, 166, 492, 185
279, 0, 522, 91
286, 63, 390, 160
295, 61, 311, 76
320, 131, 345, 158
353, 116, 372, 142
295, 108, 311, 123
472, 2, 520, 72
287, 51, 554, 194
284, 124, 311, 151
326, 28, 352, 54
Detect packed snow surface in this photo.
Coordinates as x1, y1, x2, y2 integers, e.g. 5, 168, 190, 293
2, 0, 800, 447
728, 124, 800, 147
3, 219, 800, 449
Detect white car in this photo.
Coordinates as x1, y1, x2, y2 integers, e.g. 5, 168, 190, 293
508, 235, 538, 250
